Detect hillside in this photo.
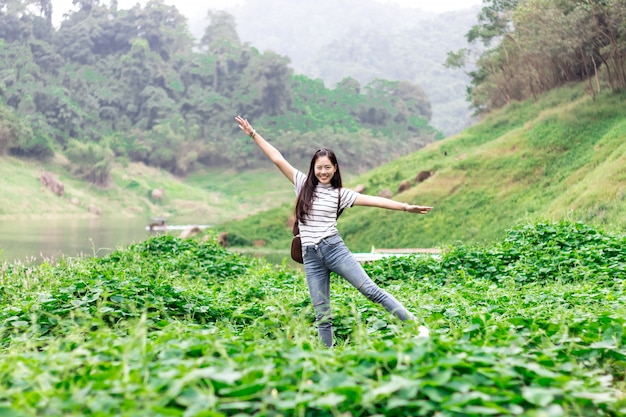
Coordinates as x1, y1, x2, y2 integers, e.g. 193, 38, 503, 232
0, 156, 294, 224
219, 81, 626, 252
217, 0, 480, 135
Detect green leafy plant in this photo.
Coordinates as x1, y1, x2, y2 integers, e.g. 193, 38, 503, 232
0, 221, 624, 416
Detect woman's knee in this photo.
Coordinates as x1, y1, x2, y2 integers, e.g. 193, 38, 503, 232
359, 283, 388, 303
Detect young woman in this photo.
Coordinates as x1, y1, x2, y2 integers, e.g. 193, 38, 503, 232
235, 116, 433, 347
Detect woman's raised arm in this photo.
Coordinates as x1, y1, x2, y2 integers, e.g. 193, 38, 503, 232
235, 116, 296, 184
354, 194, 433, 214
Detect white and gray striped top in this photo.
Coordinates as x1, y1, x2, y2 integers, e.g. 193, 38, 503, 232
294, 170, 359, 246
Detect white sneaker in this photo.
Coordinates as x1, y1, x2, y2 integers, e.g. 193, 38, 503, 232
417, 325, 430, 338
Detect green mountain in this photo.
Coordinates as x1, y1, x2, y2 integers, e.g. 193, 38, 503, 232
0, 0, 441, 185
215, 0, 480, 136
219, 81, 626, 252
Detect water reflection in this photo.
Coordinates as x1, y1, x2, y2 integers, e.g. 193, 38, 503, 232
0, 217, 299, 269
0, 217, 150, 264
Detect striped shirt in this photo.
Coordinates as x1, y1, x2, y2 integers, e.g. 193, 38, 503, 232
294, 170, 359, 246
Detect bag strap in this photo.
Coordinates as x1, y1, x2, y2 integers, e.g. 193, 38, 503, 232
337, 188, 343, 219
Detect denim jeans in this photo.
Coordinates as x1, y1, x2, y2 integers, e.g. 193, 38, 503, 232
302, 234, 416, 347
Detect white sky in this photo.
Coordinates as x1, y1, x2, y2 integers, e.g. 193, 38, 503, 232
50, 0, 483, 26
375, 0, 482, 12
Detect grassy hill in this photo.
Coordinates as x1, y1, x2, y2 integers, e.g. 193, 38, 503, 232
0, 156, 294, 225
219, 82, 626, 252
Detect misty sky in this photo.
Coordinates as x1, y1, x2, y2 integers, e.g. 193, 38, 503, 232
50, 0, 483, 26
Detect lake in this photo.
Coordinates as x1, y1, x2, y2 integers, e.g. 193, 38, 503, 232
0, 217, 154, 264
0, 217, 296, 267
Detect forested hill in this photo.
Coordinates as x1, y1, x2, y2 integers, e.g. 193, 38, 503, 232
0, 0, 441, 187
187, 0, 481, 136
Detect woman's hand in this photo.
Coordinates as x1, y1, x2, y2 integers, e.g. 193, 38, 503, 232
405, 204, 433, 214
233, 115, 296, 184
235, 116, 255, 137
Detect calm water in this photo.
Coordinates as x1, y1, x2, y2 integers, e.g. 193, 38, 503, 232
0, 217, 296, 267
0, 217, 153, 264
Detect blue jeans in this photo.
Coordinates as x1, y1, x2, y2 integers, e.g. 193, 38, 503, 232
302, 234, 416, 347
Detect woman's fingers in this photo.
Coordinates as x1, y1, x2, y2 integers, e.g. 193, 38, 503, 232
235, 116, 253, 134
407, 205, 433, 214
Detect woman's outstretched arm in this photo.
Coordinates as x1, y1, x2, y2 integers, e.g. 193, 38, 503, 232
354, 194, 433, 214
235, 116, 296, 184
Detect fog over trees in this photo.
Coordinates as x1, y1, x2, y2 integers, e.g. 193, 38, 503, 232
3, 0, 624, 187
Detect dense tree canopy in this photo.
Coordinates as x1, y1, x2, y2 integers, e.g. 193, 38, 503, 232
0, 0, 440, 184
227, 0, 480, 136
448, 0, 626, 112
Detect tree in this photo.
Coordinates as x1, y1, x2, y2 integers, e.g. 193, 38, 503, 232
585, 0, 626, 92
336, 77, 361, 95
241, 51, 293, 117
132, 0, 192, 61
200, 10, 241, 54
450, 0, 626, 111
0, 104, 29, 154
65, 139, 114, 186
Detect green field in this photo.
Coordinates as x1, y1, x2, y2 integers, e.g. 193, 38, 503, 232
1, 220, 624, 416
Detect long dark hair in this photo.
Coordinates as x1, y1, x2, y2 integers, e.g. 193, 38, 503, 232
295, 148, 342, 224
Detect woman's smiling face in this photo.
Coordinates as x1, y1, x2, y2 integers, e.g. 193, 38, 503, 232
314, 156, 337, 185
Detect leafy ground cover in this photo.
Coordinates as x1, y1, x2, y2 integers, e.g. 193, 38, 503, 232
0, 221, 624, 416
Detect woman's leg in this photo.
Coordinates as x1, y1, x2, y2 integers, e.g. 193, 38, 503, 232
303, 246, 334, 347
322, 237, 416, 321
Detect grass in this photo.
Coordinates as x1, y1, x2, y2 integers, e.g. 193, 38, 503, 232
0, 221, 624, 416
0, 158, 295, 224
185, 167, 295, 220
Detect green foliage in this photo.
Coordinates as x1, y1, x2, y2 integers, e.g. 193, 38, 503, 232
0, 1, 440, 177
455, 0, 626, 112
0, 105, 53, 159
363, 220, 625, 285
0, 105, 29, 154
126, 117, 202, 176
0, 234, 254, 340
65, 139, 114, 186
0, 221, 625, 416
